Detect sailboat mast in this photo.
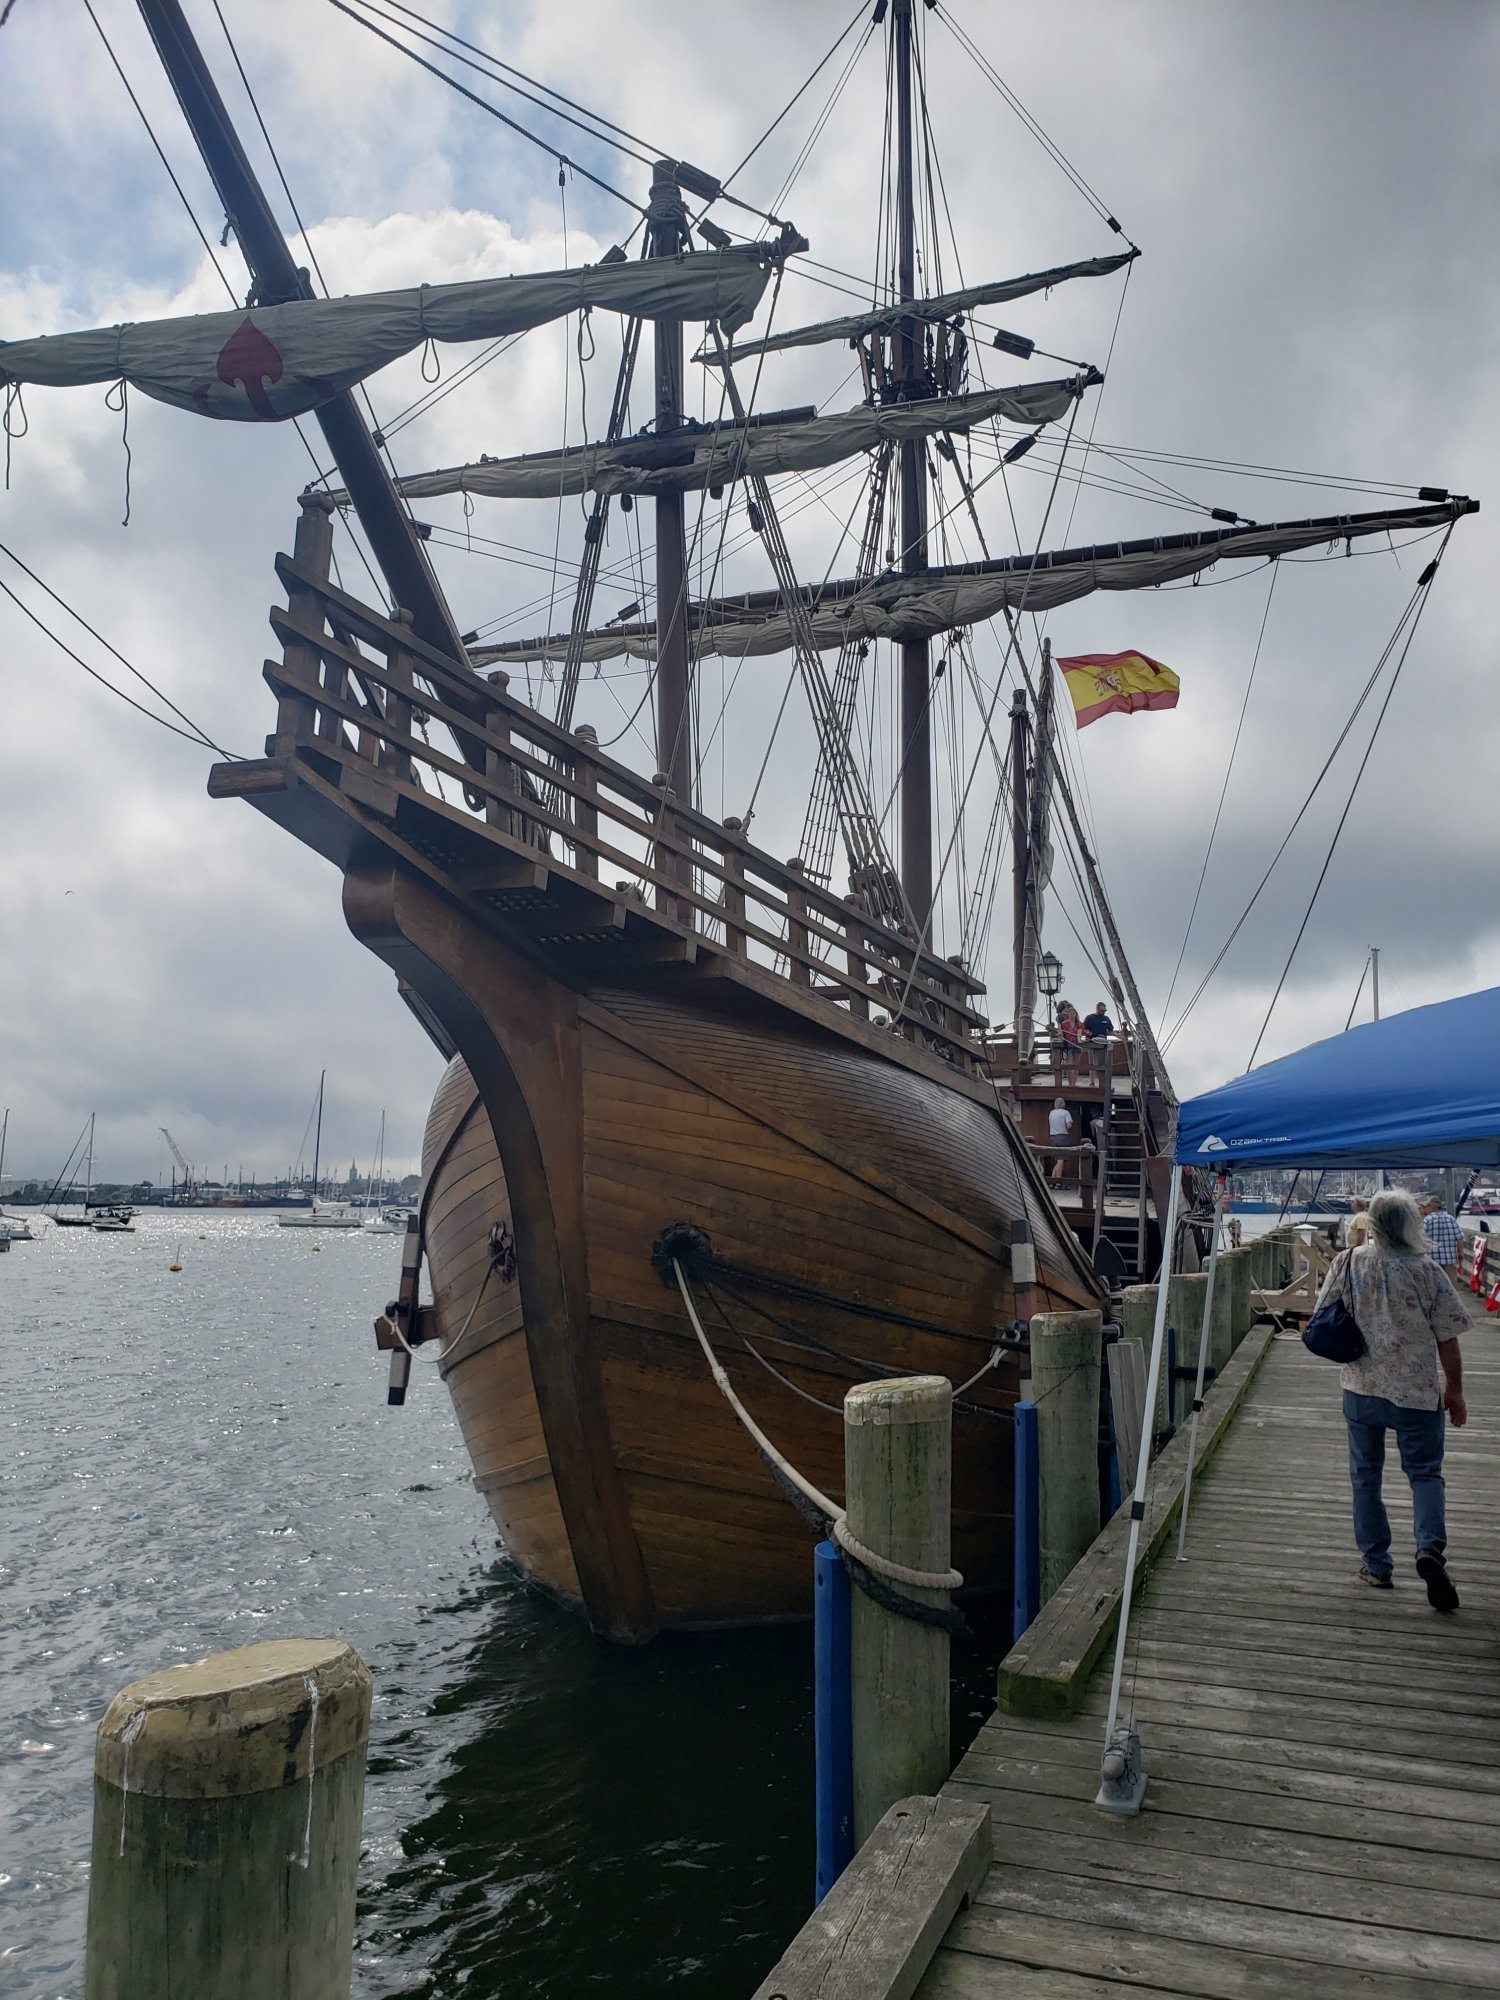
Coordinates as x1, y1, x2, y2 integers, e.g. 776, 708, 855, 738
648, 163, 694, 806
1009, 691, 1030, 1026
133, 0, 467, 663
1016, 643, 1055, 1060
313, 1070, 324, 1202
892, 0, 932, 918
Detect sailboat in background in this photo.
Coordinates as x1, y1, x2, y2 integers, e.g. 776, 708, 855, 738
3, 0, 1477, 1635
0, 1109, 39, 1241
361, 1112, 408, 1234
47, 1114, 98, 1227
278, 1069, 363, 1229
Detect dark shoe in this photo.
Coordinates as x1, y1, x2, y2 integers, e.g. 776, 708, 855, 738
1359, 1565, 1394, 1589
1416, 1550, 1459, 1613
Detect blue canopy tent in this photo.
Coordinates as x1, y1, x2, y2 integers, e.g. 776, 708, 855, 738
1175, 987, 1500, 1171
1097, 988, 1500, 1814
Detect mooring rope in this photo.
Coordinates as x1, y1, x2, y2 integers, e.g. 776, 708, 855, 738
672, 1258, 966, 1609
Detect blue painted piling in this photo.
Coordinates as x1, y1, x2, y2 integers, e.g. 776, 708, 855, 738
813, 1539, 853, 1902
1012, 1399, 1040, 1644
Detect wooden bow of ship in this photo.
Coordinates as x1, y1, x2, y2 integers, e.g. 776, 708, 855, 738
210, 493, 1104, 1641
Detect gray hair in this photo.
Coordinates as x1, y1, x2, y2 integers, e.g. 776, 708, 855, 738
1367, 1188, 1426, 1256
1053, 1095, 1067, 1109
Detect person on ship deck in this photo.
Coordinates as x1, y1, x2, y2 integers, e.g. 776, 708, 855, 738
1047, 1097, 1075, 1187
1056, 1000, 1083, 1082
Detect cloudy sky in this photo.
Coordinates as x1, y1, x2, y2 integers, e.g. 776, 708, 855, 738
1, 0, 1496, 1188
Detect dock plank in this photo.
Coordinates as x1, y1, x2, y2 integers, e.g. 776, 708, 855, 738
914, 1328, 1500, 1997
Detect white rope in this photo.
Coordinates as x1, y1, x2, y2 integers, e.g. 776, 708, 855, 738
953, 1341, 1004, 1398
672, 1258, 964, 1593
391, 1258, 494, 1366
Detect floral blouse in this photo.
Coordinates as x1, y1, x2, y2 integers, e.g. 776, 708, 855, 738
1323, 1244, 1468, 1410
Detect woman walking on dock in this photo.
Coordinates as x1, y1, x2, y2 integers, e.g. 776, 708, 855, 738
1325, 1189, 1468, 1609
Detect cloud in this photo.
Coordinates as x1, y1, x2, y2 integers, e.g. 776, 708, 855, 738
1, 0, 1497, 1186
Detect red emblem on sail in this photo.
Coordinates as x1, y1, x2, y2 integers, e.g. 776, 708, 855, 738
216, 316, 285, 420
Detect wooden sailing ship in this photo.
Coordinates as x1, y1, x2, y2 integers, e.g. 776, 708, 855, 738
2, 0, 1476, 1639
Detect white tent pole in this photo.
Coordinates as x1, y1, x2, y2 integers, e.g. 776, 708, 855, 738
1102, 1168, 1182, 1751
1176, 1180, 1225, 1559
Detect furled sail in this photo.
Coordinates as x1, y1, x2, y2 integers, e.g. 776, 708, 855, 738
481, 497, 1476, 665
708, 250, 1139, 363
0, 250, 773, 424
383, 377, 1094, 504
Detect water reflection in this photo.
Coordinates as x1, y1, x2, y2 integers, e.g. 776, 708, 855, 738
359, 1571, 814, 1999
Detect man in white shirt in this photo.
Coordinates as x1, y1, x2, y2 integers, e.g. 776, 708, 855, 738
1047, 1097, 1074, 1186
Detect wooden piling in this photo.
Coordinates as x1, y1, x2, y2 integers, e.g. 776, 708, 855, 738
85, 1637, 371, 2000
845, 1375, 953, 1846
1118, 1284, 1168, 1442
1029, 1310, 1103, 1602
1168, 1273, 1207, 1428
1205, 1255, 1236, 1372
1219, 1244, 1255, 1346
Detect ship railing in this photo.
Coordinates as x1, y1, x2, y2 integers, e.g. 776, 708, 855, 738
980, 1027, 1132, 1090
226, 496, 987, 1064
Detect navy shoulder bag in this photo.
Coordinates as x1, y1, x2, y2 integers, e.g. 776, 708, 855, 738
1303, 1248, 1367, 1363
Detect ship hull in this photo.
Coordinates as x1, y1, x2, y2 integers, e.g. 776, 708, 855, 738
349, 863, 1101, 1638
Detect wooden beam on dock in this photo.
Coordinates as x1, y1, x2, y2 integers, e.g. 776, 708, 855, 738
751, 1794, 989, 2000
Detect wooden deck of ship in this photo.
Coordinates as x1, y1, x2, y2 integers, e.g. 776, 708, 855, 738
920, 1300, 1500, 1999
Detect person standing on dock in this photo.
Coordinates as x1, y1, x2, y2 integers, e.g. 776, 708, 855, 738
1420, 1196, 1464, 1281
1328, 1189, 1468, 1610
1342, 1197, 1373, 1249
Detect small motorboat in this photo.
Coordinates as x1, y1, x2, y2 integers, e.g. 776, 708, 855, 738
362, 1208, 411, 1235
90, 1205, 136, 1233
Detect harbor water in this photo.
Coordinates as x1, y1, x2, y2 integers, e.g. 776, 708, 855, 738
1, 1212, 1003, 1998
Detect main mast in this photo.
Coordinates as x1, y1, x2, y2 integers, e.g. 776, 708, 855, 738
649, 163, 694, 806
892, 0, 932, 919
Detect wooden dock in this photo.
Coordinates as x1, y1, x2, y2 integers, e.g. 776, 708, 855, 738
925, 1307, 1500, 1998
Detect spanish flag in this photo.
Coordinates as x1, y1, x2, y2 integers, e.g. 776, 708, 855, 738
1056, 650, 1180, 730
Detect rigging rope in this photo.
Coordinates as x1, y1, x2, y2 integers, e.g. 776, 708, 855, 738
1159, 560, 1281, 1023
325, 0, 648, 215
721, 1, 871, 193
1161, 562, 1441, 1054
932, 1, 1130, 238
0, 542, 239, 757
1243, 536, 1452, 1069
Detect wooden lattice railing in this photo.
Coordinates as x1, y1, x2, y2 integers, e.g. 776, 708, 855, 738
217, 494, 988, 1065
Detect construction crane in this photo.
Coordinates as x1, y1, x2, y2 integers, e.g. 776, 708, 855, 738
160, 1127, 196, 1200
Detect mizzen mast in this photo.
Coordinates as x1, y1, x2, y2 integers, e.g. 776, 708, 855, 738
892, 0, 933, 919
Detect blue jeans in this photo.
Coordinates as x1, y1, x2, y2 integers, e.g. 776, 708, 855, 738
1343, 1391, 1446, 1576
